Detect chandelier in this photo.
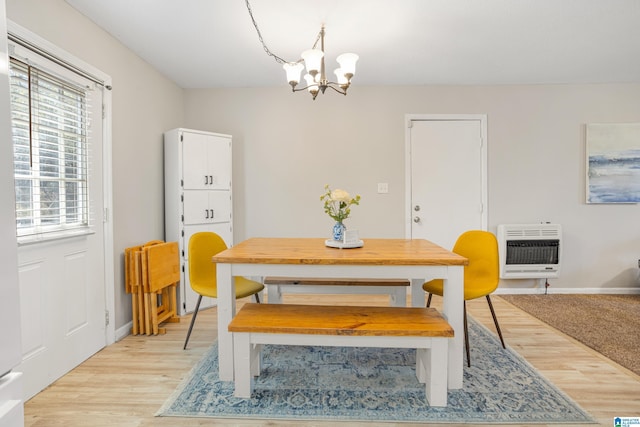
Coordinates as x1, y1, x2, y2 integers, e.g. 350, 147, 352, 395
245, 0, 359, 100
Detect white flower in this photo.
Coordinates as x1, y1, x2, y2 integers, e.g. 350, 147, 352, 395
330, 189, 351, 203
320, 184, 361, 223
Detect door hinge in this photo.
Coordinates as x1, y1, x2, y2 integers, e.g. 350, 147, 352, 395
105, 310, 110, 326
407, 120, 413, 128
103, 208, 109, 223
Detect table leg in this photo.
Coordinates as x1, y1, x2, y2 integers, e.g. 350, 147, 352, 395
266, 285, 283, 303
410, 278, 424, 307
442, 265, 463, 389
217, 263, 235, 381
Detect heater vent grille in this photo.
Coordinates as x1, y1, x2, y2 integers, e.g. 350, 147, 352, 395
498, 224, 562, 279
504, 228, 561, 238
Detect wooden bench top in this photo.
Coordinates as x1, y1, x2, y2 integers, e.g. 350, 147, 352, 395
229, 303, 454, 338
262, 277, 409, 287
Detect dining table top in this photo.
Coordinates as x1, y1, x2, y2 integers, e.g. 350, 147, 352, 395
212, 237, 468, 266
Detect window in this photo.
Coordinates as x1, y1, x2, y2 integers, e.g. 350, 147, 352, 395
9, 58, 91, 238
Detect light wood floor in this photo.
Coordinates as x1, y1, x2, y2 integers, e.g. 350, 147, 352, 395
24, 294, 640, 427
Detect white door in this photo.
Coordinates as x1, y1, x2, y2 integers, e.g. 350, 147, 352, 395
406, 115, 487, 250
10, 40, 108, 400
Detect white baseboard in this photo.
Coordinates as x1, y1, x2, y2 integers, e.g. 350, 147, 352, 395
495, 287, 640, 295
115, 322, 132, 342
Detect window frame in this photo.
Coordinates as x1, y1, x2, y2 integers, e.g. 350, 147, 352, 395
9, 57, 93, 240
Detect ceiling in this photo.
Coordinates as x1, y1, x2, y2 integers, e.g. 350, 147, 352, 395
64, 0, 640, 89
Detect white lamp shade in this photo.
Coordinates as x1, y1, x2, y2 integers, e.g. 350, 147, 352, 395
336, 53, 359, 76
283, 62, 304, 85
301, 49, 324, 74
334, 68, 349, 85
304, 74, 319, 93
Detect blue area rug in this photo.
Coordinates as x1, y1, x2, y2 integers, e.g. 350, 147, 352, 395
157, 318, 595, 423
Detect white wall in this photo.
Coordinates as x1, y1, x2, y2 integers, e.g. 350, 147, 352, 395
184, 84, 640, 292
6, 0, 185, 329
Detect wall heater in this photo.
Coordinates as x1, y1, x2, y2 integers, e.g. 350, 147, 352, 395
497, 223, 562, 279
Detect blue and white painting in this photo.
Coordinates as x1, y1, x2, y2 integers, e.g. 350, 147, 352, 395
586, 123, 640, 204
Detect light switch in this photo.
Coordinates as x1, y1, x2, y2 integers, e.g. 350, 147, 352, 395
377, 183, 389, 194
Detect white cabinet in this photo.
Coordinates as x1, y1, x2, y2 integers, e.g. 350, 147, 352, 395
181, 131, 231, 191
183, 191, 232, 225
164, 128, 233, 315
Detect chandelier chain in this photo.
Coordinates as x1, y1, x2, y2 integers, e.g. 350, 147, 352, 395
245, 0, 321, 65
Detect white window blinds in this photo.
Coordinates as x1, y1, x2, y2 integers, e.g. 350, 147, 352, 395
9, 58, 91, 238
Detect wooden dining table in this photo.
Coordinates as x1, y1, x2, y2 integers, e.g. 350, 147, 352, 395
212, 237, 468, 389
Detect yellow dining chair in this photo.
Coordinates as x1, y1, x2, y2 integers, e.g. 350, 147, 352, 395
183, 231, 264, 350
423, 230, 505, 367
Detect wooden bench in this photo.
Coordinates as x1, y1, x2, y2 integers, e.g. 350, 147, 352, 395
262, 277, 410, 306
228, 303, 454, 406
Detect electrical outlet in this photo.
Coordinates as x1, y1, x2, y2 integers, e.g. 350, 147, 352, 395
377, 183, 388, 194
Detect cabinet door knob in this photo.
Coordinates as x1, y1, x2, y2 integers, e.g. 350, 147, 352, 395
205, 209, 209, 219
210, 209, 214, 219
204, 175, 209, 185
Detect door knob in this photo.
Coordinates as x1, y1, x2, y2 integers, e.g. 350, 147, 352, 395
414, 205, 421, 211
414, 216, 421, 223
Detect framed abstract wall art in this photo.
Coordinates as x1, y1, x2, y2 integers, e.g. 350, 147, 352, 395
586, 123, 640, 204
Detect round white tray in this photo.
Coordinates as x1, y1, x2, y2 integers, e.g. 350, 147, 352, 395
325, 239, 364, 249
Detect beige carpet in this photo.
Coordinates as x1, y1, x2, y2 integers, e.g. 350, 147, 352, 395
500, 294, 640, 376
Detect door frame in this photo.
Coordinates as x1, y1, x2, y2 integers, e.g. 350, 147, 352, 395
404, 114, 488, 239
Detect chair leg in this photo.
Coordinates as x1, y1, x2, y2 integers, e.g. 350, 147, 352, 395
254, 293, 261, 303
486, 295, 506, 349
183, 295, 203, 350
463, 301, 471, 368
426, 293, 433, 307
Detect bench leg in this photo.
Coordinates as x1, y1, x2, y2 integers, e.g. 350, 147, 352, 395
390, 287, 407, 307
233, 333, 253, 398
416, 348, 427, 383
416, 339, 448, 407
267, 285, 283, 304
